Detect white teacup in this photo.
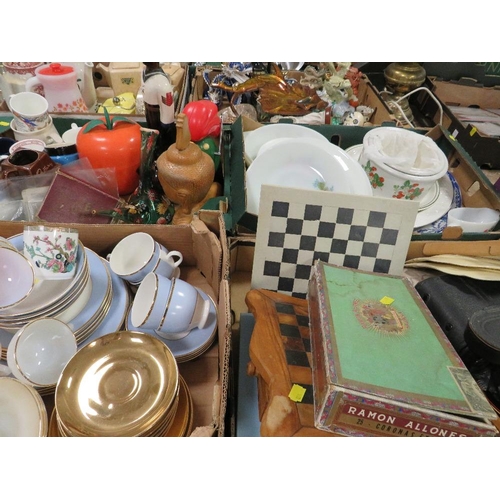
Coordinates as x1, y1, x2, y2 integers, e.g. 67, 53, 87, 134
7, 92, 50, 133
10, 116, 63, 145
108, 232, 182, 285
130, 273, 210, 340
23, 225, 79, 280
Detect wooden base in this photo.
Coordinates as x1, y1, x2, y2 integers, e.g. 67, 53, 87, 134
246, 289, 338, 437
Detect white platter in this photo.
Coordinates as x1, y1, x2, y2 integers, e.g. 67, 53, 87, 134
246, 140, 369, 216
244, 123, 330, 163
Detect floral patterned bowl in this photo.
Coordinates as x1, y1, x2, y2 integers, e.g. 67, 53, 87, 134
359, 127, 448, 206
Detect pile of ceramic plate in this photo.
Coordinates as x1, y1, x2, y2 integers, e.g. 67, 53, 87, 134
0, 236, 90, 332
53, 331, 183, 437
0, 234, 132, 363
244, 124, 373, 216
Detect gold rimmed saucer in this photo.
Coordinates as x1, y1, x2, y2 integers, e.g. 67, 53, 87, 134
165, 375, 194, 437
55, 330, 179, 437
50, 375, 194, 438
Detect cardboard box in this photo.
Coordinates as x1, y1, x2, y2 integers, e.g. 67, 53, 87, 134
307, 260, 499, 437
0, 210, 232, 437
427, 77, 500, 170
191, 68, 395, 125
222, 116, 500, 241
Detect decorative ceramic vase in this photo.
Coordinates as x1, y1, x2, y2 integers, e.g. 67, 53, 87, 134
156, 114, 215, 225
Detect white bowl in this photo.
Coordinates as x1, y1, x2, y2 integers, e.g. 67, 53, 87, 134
0, 377, 48, 436
257, 137, 373, 197
246, 140, 355, 216
244, 123, 330, 163
8, 317, 77, 387
447, 207, 500, 233
0, 247, 35, 310
359, 127, 448, 204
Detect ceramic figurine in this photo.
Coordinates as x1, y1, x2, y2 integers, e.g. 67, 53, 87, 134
211, 62, 327, 116
301, 63, 359, 107
142, 62, 176, 158
343, 110, 365, 126
156, 114, 219, 225
203, 62, 252, 105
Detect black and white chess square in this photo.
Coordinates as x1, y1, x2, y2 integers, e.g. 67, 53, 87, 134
252, 186, 418, 299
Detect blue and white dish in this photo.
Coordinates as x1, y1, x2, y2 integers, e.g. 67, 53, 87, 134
413, 172, 462, 234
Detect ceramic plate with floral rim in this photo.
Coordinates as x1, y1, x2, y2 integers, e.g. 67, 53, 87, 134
246, 140, 356, 216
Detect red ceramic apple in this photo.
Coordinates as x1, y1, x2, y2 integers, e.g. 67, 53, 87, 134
182, 100, 221, 142
76, 110, 142, 195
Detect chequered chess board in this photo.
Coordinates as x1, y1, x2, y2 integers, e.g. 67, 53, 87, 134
252, 186, 418, 299
275, 299, 314, 406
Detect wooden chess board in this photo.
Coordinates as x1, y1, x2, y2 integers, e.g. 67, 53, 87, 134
246, 288, 337, 437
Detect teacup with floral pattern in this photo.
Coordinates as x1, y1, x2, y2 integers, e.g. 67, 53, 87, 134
23, 226, 79, 280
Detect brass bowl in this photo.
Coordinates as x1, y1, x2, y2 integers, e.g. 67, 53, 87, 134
55, 330, 179, 437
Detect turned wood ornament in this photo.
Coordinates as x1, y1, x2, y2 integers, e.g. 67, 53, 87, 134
156, 113, 215, 225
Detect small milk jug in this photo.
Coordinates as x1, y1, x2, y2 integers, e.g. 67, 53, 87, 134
26, 63, 88, 113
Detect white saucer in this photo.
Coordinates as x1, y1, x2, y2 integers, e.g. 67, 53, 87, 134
125, 289, 217, 363
414, 173, 455, 229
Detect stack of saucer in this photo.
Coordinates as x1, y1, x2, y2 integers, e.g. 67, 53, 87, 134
54, 331, 180, 437
49, 374, 194, 437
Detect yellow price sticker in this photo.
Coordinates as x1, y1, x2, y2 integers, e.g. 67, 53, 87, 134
470, 127, 477, 137
380, 296, 394, 305
0, 121, 10, 126
288, 384, 307, 403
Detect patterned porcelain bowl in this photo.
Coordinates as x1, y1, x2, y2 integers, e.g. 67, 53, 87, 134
359, 127, 448, 206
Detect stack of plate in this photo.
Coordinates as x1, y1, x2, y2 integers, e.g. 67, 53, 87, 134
0, 247, 132, 396
0, 236, 90, 331
54, 331, 180, 437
